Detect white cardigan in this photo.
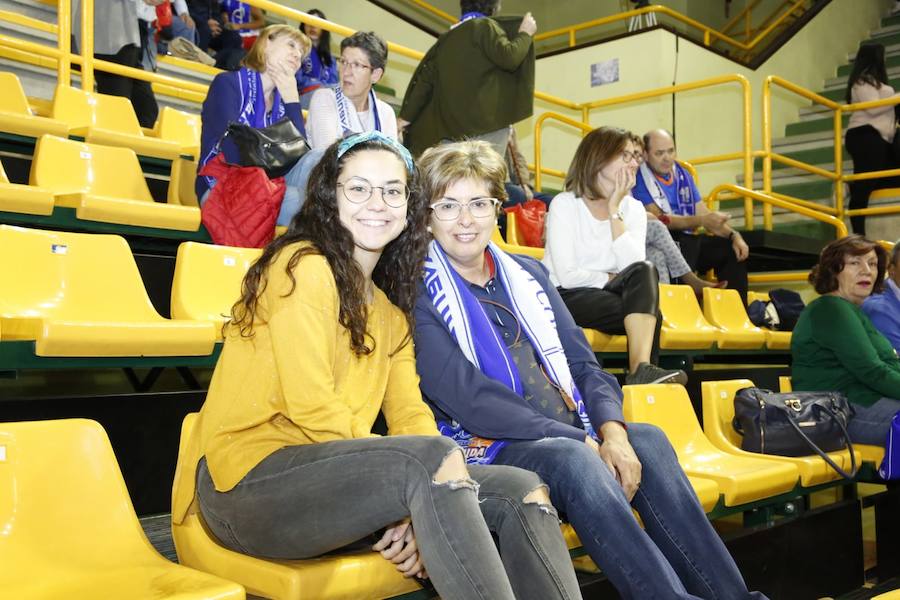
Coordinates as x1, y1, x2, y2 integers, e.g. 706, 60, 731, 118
307, 87, 398, 150
543, 192, 647, 289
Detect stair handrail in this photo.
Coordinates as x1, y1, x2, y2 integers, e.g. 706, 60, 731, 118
404, 0, 456, 24
722, 0, 809, 44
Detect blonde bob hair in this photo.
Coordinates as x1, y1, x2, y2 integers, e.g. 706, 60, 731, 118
242, 24, 311, 72
418, 140, 509, 205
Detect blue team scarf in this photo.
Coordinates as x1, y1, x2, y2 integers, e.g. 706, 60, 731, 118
452, 11, 486, 29
334, 86, 382, 136
637, 161, 697, 217
424, 240, 596, 464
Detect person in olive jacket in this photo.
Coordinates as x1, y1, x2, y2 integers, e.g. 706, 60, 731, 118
398, 0, 536, 157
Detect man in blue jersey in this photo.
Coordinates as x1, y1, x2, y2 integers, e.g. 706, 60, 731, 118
632, 129, 749, 303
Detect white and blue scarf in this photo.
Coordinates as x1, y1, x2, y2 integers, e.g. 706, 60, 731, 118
424, 240, 596, 464
638, 161, 696, 217
334, 86, 382, 136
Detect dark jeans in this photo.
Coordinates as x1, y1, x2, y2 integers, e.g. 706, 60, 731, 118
845, 124, 900, 236
494, 424, 768, 600
673, 231, 749, 304
847, 397, 900, 446
94, 44, 158, 128
558, 260, 663, 364
196, 435, 581, 600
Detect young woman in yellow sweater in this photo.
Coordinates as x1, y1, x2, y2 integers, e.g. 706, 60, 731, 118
171, 131, 581, 600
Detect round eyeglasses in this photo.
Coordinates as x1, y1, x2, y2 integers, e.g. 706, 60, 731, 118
337, 178, 409, 207
429, 198, 500, 221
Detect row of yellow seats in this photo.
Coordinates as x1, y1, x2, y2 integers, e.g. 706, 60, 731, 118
0, 72, 201, 159
0, 135, 199, 232
491, 225, 788, 353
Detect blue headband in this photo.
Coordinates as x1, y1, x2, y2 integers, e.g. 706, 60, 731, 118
336, 131, 415, 173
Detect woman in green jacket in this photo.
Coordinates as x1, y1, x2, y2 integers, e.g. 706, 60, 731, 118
791, 235, 900, 446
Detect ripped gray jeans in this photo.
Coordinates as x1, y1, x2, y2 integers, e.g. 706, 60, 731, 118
196, 435, 582, 600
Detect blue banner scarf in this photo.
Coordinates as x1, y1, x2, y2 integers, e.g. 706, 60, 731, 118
334, 86, 381, 136
424, 240, 596, 464
637, 161, 697, 217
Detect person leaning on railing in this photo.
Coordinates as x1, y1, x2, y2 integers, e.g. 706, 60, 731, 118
792, 235, 900, 447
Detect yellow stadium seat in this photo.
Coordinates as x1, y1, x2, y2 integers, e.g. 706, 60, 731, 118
0, 418, 244, 599
872, 590, 900, 600
658, 284, 717, 350
51, 85, 181, 160
701, 379, 858, 487
0, 225, 216, 357
168, 157, 200, 207
623, 384, 799, 505
702, 288, 766, 350
870, 188, 900, 203
779, 376, 885, 467
0, 159, 54, 216
171, 242, 262, 330
172, 414, 424, 600
0, 72, 69, 139
582, 328, 628, 353
745, 291, 791, 350
490, 225, 545, 259
30, 135, 201, 231
151, 106, 201, 156
688, 475, 721, 512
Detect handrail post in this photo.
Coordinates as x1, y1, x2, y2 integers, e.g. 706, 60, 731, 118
834, 106, 844, 224
569, 29, 575, 47
761, 77, 774, 230
534, 118, 543, 192
80, 0, 93, 90
741, 74, 753, 230
57, 0, 70, 86
581, 106, 589, 133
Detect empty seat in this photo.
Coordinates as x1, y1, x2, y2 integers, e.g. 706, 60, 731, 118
623, 384, 799, 505
172, 414, 424, 600
702, 288, 766, 350
151, 106, 201, 156
745, 291, 791, 350
0, 225, 215, 357
30, 134, 200, 231
0, 159, 54, 216
0, 418, 243, 599
658, 284, 717, 350
171, 242, 262, 329
701, 379, 858, 487
51, 85, 181, 160
0, 72, 69, 139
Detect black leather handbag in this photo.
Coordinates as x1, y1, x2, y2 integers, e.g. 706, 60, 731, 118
733, 387, 857, 479
224, 118, 310, 179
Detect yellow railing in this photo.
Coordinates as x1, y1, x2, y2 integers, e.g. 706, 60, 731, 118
533, 74, 754, 227
721, 0, 808, 45
405, 0, 455, 24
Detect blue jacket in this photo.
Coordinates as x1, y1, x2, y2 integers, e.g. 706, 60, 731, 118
863, 280, 900, 355
413, 253, 625, 442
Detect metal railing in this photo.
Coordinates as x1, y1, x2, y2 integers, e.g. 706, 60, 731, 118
721, 0, 809, 45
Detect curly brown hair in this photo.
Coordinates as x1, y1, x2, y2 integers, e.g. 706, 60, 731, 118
230, 139, 429, 356
809, 234, 888, 295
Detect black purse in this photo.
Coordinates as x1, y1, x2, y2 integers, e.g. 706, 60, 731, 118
732, 387, 857, 479
224, 118, 310, 179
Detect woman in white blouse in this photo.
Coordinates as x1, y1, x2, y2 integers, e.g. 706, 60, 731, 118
845, 43, 900, 236
544, 127, 686, 386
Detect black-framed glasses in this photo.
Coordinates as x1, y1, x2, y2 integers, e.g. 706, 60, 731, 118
429, 198, 500, 221
620, 150, 640, 163
338, 58, 373, 72
337, 177, 409, 207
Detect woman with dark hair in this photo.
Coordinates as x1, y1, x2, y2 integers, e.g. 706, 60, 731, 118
297, 8, 338, 108
792, 235, 900, 446
172, 131, 583, 600
844, 43, 900, 236
544, 127, 686, 385
414, 139, 767, 600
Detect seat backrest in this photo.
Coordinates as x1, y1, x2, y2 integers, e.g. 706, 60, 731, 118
167, 157, 199, 207
30, 135, 153, 201
0, 160, 9, 184
0, 225, 163, 322
779, 376, 792, 392
0, 419, 151, 575
156, 106, 201, 149
0, 72, 32, 115
659, 284, 715, 330
93, 92, 144, 136
171, 242, 262, 323
623, 384, 713, 454
172, 413, 199, 513
700, 379, 755, 448
51, 85, 95, 129
747, 291, 770, 304
703, 287, 763, 332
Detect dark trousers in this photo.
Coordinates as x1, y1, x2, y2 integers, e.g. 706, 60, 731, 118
845, 124, 900, 236
673, 231, 748, 304
94, 43, 158, 128
558, 261, 663, 364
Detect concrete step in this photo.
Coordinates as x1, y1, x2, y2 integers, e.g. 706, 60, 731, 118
0, 0, 56, 24
826, 64, 900, 91
836, 52, 900, 77
772, 130, 837, 152
785, 114, 848, 137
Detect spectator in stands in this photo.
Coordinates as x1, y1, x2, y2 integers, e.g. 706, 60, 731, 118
155, 1, 203, 62
414, 140, 768, 600
307, 32, 397, 150
72, 0, 160, 127
632, 129, 750, 303
863, 239, 900, 354
186, 0, 245, 68
171, 132, 582, 600
198, 24, 319, 225
296, 9, 339, 108
220, 0, 266, 50
504, 126, 553, 208
398, 0, 537, 157
844, 43, 900, 236
543, 127, 686, 385
792, 235, 900, 446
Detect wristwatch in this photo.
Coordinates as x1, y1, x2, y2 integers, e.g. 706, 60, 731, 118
611, 208, 625, 221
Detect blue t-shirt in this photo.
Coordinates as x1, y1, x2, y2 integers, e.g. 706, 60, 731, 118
631, 163, 701, 217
